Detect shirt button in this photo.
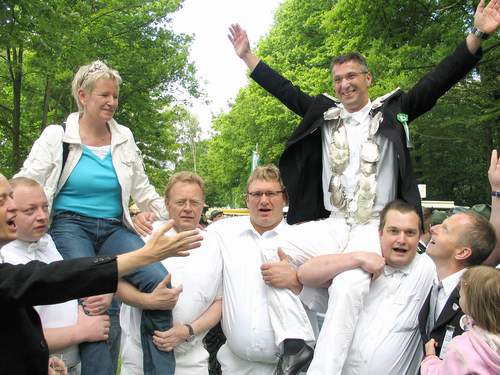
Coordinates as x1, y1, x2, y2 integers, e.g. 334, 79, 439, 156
40, 340, 46, 348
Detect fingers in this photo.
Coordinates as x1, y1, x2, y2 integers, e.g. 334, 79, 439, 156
155, 219, 176, 237
158, 273, 172, 288
277, 247, 288, 261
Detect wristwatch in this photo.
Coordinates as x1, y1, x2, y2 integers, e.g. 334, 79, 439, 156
184, 324, 195, 342
471, 27, 489, 40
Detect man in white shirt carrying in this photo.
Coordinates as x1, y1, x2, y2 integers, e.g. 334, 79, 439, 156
119, 172, 223, 375
298, 200, 436, 375
209, 165, 320, 375
1, 177, 111, 374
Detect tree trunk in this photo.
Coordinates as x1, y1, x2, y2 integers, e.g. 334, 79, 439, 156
7, 46, 23, 172
41, 76, 51, 131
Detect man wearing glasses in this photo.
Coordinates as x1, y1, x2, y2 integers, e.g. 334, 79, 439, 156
209, 165, 316, 375
229, 1, 500, 374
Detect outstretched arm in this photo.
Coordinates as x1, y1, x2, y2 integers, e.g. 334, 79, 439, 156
228, 23, 260, 71
483, 149, 500, 266
298, 252, 385, 288
466, 0, 500, 54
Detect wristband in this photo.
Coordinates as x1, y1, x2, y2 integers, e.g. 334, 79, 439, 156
492, 191, 500, 198
471, 27, 489, 40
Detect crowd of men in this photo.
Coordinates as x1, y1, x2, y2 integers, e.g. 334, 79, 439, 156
0, 1, 499, 374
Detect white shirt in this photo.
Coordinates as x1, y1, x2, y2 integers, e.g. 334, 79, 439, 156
435, 268, 466, 319
342, 253, 436, 375
209, 216, 291, 364
321, 101, 397, 214
120, 222, 222, 367
1, 234, 80, 364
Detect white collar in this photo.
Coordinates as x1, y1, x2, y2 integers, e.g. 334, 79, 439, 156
241, 217, 287, 238
437, 268, 467, 296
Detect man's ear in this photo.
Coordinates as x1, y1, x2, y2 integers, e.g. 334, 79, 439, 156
455, 246, 472, 262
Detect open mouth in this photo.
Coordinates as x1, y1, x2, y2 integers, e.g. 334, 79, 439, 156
393, 247, 408, 254
6, 216, 16, 231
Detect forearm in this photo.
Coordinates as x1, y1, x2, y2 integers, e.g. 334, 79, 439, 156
484, 193, 500, 266
116, 280, 150, 309
116, 247, 154, 276
466, 33, 482, 55
44, 326, 81, 353
190, 299, 222, 336
298, 252, 365, 288
241, 51, 260, 72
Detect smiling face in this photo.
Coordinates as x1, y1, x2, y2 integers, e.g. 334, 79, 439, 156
79, 78, 119, 124
332, 60, 372, 113
379, 209, 420, 268
426, 213, 471, 263
166, 181, 204, 233
246, 179, 286, 235
0, 175, 17, 246
12, 184, 49, 242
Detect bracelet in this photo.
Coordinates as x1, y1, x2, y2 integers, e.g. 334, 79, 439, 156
471, 27, 489, 40
492, 191, 500, 198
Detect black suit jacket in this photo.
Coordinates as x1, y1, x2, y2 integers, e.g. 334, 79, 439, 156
250, 42, 481, 224
418, 285, 464, 357
0, 256, 118, 375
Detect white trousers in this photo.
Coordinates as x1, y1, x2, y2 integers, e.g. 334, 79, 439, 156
120, 331, 209, 375
260, 245, 316, 348
217, 343, 276, 375
305, 218, 381, 375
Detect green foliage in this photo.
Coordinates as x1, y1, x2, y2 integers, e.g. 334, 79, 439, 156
201, 0, 499, 207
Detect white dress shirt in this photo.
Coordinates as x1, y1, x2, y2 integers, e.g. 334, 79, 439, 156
120, 222, 223, 375
1, 234, 80, 366
435, 268, 466, 319
209, 216, 316, 364
321, 101, 397, 214
342, 253, 436, 375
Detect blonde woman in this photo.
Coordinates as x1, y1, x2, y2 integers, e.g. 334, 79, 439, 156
16, 61, 175, 375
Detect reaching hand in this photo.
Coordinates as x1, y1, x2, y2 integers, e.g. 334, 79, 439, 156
488, 150, 500, 191
474, 0, 500, 33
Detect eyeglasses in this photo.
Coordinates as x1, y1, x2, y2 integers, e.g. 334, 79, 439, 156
333, 71, 368, 84
246, 190, 284, 199
172, 199, 204, 208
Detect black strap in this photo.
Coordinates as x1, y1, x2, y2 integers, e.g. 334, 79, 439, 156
61, 123, 69, 176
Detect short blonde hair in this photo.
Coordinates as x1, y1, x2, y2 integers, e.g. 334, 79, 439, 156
461, 266, 500, 334
246, 164, 287, 202
71, 60, 122, 112
164, 172, 205, 201
9, 177, 42, 190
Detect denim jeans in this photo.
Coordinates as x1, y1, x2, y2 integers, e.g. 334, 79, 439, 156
50, 212, 175, 375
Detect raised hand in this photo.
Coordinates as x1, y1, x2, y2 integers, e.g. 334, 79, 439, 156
474, 0, 500, 34
228, 23, 260, 70
488, 150, 500, 190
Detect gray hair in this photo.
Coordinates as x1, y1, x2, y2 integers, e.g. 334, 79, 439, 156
71, 60, 122, 112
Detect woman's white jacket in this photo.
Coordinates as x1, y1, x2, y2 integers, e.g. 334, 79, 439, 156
15, 112, 167, 231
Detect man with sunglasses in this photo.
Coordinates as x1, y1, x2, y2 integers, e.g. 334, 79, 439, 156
229, 1, 500, 374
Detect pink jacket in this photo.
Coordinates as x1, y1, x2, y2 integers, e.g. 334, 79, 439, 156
421, 327, 500, 375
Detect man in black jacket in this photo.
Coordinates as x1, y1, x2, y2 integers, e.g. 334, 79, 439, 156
229, 1, 499, 374
0, 173, 202, 375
